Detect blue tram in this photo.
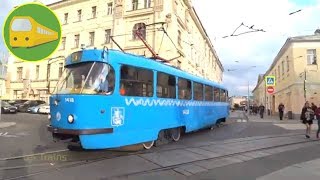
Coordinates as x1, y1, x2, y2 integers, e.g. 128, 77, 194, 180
47, 48, 230, 150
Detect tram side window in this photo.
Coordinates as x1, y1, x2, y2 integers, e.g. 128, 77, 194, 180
178, 78, 191, 100
193, 82, 203, 101
213, 87, 220, 102
120, 65, 153, 97
157, 72, 176, 98
220, 89, 227, 102
205, 85, 213, 101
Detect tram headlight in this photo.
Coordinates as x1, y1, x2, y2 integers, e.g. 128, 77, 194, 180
48, 114, 51, 120
67, 115, 74, 124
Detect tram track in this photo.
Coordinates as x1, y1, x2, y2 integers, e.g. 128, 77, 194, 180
0, 132, 314, 180
110, 138, 320, 179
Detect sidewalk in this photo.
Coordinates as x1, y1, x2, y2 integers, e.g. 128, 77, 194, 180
257, 158, 320, 180
247, 114, 304, 124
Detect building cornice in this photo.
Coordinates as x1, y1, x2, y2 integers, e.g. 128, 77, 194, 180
47, 0, 91, 9
183, 0, 224, 72
253, 35, 320, 93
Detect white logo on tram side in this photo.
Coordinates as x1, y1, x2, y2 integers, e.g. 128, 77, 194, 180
56, 112, 61, 121
111, 107, 125, 127
124, 98, 221, 107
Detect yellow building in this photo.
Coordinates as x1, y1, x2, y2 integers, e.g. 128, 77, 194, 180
252, 30, 320, 118
5, 0, 223, 102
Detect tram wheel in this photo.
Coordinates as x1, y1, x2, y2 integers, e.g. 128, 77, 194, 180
142, 141, 154, 150
170, 128, 181, 142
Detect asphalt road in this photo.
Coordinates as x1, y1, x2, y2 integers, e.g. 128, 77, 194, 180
0, 111, 312, 180
0, 111, 302, 159
0, 113, 66, 159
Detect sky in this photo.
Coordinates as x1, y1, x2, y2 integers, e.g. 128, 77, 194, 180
1, 0, 320, 96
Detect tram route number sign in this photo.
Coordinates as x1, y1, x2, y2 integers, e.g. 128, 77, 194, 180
267, 86, 275, 94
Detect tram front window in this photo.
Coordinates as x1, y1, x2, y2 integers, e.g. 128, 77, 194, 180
55, 62, 115, 95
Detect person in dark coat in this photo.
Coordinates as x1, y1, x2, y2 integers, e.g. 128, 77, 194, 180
300, 102, 314, 139
315, 104, 320, 139
311, 103, 317, 120
259, 104, 265, 119
278, 103, 285, 120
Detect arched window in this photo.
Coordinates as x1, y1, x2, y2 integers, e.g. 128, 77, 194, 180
132, 23, 146, 40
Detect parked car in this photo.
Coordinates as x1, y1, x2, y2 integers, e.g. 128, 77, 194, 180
18, 100, 46, 112
1, 101, 18, 114
27, 105, 41, 114
9, 100, 29, 107
38, 104, 50, 114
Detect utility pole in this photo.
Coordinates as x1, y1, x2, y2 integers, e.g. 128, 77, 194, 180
304, 69, 307, 102
247, 80, 250, 114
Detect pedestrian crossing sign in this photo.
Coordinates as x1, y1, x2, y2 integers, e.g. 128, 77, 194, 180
265, 76, 276, 86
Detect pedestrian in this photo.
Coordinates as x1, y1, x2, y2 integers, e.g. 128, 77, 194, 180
315, 104, 320, 139
300, 102, 314, 139
259, 104, 265, 119
278, 103, 285, 120
311, 103, 317, 120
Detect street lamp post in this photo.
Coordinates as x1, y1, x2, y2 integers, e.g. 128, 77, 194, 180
46, 56, 65, 94
227, 65, 256, 114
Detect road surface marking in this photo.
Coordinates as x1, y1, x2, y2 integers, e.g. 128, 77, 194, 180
0, 149, 69, 161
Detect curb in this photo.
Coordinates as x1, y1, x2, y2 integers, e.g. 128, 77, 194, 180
0, 122, 16, 129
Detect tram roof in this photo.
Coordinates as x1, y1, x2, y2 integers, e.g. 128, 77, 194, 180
65, 49, 227, 90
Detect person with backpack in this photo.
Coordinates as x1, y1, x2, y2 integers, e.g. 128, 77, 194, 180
300, 102, 314, 139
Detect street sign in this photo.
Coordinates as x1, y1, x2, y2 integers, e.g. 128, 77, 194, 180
265, 76, 276, 86
267, 86, 274, 94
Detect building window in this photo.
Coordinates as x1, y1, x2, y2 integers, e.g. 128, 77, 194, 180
132, 0, 138, 10
92, 6, 97, 18
61, 37, 66, 50
193, 82, 203, 101
77, 10, 82, 21
178, 78, 191, 100
89, 32, 95, 46
17, 67, 23, 80
107, 3, 113, 15
64, 13, 68, 24
105, 29, 111, 44
178, 30, 182, 47
36, 65, 39, 79
74, 34, 80, 48
286, 56, 289, 72
120, 65, 153, 97
144, 0, 151, 8
278, 66, 280, 79
282, 61, 284, 75
59, 63, 63, 78
132, 23, 146, 40
157, 72, 176, 99
307, 49, 317, 65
